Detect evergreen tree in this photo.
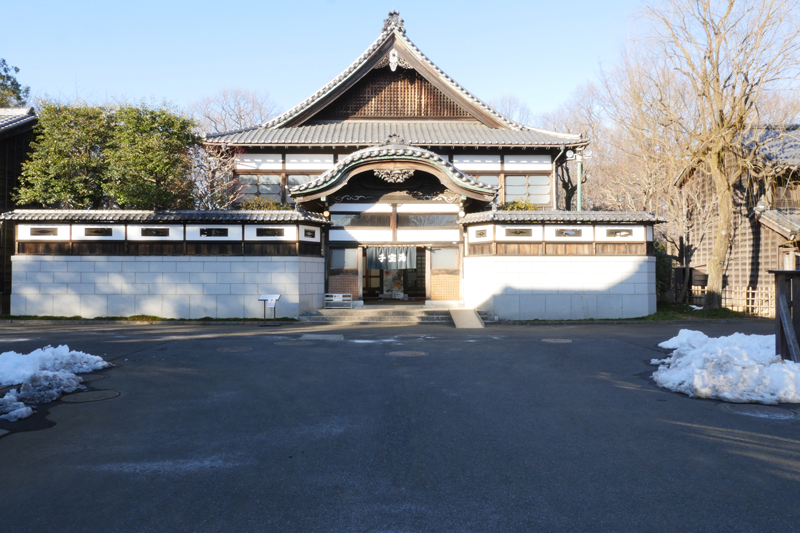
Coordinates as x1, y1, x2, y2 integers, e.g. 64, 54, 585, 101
0, 59, 30, 107
105, 104, 199, 210
16, 102, 200, 210
17, 102, 111, 209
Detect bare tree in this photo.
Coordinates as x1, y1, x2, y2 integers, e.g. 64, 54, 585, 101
188, 88, 281, 209
190, 144, 245, 210
631, 0, 800, 308
189, 87, 280, 134
534, 83, 607, 210
489, 95, 534, 126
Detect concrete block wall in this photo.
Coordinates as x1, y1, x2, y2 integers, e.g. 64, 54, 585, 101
464, 256, 656, 320
10, 255, 325, 319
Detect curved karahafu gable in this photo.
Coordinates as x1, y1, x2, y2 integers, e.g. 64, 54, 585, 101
288, 136, 499, 202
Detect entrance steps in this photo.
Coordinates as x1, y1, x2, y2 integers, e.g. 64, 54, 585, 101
299, 306, 497, 326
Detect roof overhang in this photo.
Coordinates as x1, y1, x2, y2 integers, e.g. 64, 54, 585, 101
755, 209, 800, 240
1, 209, 329, 224
460, 210, 667, 225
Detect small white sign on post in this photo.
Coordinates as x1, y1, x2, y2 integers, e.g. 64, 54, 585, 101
258, 294, 281, 326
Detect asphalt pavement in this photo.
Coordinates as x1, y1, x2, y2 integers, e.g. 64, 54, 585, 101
1, 318, 796, 532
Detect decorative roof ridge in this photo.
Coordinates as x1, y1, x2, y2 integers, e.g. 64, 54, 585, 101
242, 11, 571, 136
288, 136, 499, 195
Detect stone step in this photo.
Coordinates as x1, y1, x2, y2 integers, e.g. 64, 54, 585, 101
298, 310, 497, 325
304, 310, 456, 317
299, 316, 455, 324
303, 308, 492, 317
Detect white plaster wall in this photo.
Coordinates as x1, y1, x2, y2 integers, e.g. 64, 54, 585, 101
464, 255, 656, 320
11, 255, 325, 319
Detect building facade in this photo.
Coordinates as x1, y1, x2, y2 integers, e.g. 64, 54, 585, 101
1, 107, 37, 315
2, 13, 661, 320
680, 126, 800, 316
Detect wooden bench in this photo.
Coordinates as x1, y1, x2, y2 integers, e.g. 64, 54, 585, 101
324, 293, 353, 309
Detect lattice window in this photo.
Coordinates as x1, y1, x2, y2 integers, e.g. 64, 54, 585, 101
316, 67, 473, 119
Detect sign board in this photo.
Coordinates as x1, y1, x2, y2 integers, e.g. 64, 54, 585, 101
332, 294, 344, 302
259, 294, 281, 308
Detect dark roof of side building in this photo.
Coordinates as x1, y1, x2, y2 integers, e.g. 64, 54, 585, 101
755, 208, 800, 239
748, 125, 800, 167
0, 107, 36, 138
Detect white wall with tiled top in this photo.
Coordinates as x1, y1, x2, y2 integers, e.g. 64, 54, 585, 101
463, 256, 656, 320
11, 255, 325, 319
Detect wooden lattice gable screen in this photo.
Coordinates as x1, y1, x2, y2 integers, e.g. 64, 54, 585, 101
314, 67, 475, 120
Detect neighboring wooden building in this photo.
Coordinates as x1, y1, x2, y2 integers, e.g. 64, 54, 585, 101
0, 107, 37, 314
681, 126, 800, 316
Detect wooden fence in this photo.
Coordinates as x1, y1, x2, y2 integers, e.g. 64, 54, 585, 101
688, 286, 775, 317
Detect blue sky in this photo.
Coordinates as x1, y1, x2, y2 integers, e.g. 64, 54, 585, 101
3, 0, 644, 115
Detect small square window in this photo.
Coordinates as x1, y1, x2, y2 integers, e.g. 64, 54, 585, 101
84, 227, 113, 237
331, 248, 357, 269
31, 227, 58, 236
142, 228, 169, 237
200, 228, 229, 237
257, 228, 284, 237
432, 248, 458, 268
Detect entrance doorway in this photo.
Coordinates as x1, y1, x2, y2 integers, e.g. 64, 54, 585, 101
362, 247, 426, 303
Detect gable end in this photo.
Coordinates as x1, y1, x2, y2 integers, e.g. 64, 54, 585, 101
313, 67, 475, 121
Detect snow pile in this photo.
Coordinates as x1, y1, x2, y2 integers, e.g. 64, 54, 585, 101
651, 329, 800, 404
0, 345, 111, 421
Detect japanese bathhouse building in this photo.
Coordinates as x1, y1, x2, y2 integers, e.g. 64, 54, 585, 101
2, 12, 662, 321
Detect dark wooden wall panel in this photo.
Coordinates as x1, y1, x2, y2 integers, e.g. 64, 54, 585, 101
316, 67, 473, 119
127, 243, 185, 256
298, 242, 322, 256
244, 243, 297, 256
186, 242, 242, 255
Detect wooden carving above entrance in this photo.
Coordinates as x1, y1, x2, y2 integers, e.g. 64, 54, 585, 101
374, 169, 414, 183
329, 171, 461, 204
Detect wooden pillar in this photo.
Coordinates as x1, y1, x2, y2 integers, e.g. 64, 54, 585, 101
425, 247, 431, 301
770, 270, 800, 362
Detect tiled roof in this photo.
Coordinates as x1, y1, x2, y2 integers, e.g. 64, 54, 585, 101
206, 12, 582, 148
748, 126, 800, 167
0, 107, 36, 135
1, 209, 329, 224
208, 121, 581, 147
460, 210, 666, 224
756, 209, 800, 238
290, 140, 498, 196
